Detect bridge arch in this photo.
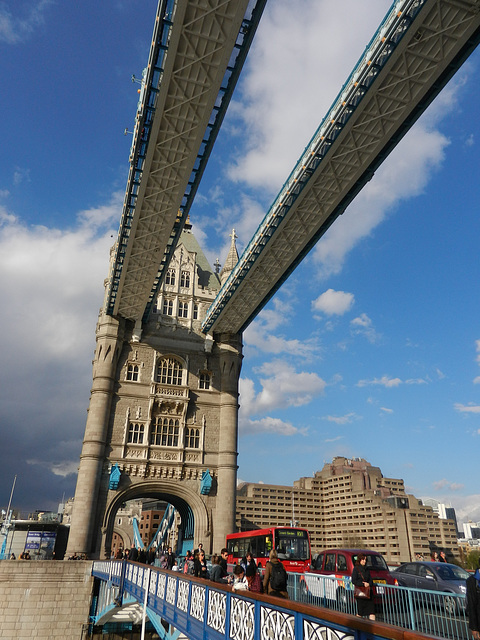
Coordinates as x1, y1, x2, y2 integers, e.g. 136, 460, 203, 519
102, 479, 210, 556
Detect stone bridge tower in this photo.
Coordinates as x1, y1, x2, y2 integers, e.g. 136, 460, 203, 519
66, 222, 242, 559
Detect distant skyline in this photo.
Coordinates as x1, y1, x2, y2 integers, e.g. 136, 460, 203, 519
0, 1, 479, 525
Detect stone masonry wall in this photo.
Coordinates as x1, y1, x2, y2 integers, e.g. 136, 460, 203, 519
0, 560, 93, 639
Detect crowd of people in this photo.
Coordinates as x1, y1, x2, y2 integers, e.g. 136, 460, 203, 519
113, 542, 289, 599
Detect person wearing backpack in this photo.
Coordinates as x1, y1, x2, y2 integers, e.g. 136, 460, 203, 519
263, 549, 289, 599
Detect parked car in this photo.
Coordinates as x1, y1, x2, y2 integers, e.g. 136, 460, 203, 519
304, 548, 395, 609
392, 561, 469, 614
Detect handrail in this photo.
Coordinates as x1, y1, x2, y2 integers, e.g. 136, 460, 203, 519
92, 560, 449, 640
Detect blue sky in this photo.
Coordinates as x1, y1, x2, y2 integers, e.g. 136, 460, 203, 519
1, 0, 479, 526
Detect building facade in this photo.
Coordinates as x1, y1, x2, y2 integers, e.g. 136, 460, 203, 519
236, 457, 458, 563
66, 223, 242, 559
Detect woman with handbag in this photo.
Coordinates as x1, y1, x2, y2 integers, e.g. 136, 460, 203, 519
352, 553, 375, 620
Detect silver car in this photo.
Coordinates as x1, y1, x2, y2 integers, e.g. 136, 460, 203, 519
392, 561, 469, 614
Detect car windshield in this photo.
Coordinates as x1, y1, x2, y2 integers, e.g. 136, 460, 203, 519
352, 553, 388, 571
432, 564, 470, 581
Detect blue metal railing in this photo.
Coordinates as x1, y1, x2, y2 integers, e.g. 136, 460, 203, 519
92, 560, 468, 640
294, 572, 469, 640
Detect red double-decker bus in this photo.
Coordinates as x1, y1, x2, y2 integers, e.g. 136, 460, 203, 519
226, 527, 311, 573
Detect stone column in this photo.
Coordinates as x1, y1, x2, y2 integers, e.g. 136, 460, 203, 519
66, 313, 124, 557
213, 333, 242, 552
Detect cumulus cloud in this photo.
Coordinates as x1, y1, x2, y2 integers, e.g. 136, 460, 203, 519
312, 289, 354, 316
240, 416, 303, 436
350, 313, 380, 343
238, 360, 326, 436
455, 403, 480, 414
0, 193, 121, 511
244, 296, 320, 359
357, 375, 402, 388
323, 413, 358, 425
228, 0, 390, 192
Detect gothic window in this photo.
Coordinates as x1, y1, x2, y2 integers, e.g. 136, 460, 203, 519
185, 427, 200, 449
156, 357, 183, 386
193, 304, 198, 320
126, 364, 139, 381
127, 423, 144, 444
165, 268, 176, 286
178, 301, 188, 318
199, 371, 211, 390
150, 417, 179, 446
163, 299, 173, 316
180, 271, 190, 288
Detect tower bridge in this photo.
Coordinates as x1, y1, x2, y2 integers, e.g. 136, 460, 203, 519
66, 0, 480, 584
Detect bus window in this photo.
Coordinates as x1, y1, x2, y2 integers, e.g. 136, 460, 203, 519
265, 535, 273, 555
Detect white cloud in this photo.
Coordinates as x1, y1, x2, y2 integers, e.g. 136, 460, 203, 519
238, 360, 326, 435
357, 375, 402, 388
455, 403, 480, 414
323, 413, 358, 425
432, 479, 465, 492
350, 313, 380, 344
0, 193, 122, 503
228, 0, 390, 192
240, 416, 303, 436
312, 288, 354, 316
245, 297, 320, 358
380, 407, 393, 414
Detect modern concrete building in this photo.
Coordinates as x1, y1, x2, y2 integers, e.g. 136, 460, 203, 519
66, 222, 243, 559
236, 457, 459, 563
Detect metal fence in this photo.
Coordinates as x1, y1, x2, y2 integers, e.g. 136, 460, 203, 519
289, 572, 469, 640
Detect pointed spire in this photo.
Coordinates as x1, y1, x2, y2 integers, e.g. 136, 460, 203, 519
220, 229, 239, 285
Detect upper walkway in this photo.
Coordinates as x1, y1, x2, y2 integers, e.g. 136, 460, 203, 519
91, 559, 454, 640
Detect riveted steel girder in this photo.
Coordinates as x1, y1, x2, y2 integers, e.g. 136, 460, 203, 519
203, 0, 480, 335
108, 0, 251, 321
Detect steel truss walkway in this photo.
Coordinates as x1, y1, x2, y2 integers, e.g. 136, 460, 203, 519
202, 0, 480, 334
104, 0, 267, 323
91, 560, 430, 640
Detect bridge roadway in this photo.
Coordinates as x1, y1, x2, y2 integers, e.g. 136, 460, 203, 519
103, 0, 480, 335
92, 559, 441, 640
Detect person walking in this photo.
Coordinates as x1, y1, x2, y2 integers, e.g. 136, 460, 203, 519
352, 553, 375, 620
467, 562, 480, 639
263, 549, 289, 598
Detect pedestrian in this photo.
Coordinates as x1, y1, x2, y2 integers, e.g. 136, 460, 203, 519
166, 546, 176, 570
263, 549, 289, 598
210, 554, 228, 583
466, 562, 480, 639
231, 564, 248, 591
219, 548, 229, 577
184, 550, 195, 575
246, 564, 263, 593
352, 553, 375, 620
241, 551, 257, 574
194, 550, 209, 579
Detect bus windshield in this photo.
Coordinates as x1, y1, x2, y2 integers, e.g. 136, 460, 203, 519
226, 527, 311, 572
275, 529, 310, 561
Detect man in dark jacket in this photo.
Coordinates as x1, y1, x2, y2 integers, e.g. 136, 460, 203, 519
466, 565, 480, 639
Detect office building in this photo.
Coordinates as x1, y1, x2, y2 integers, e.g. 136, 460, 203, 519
236, 457, 458, 563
